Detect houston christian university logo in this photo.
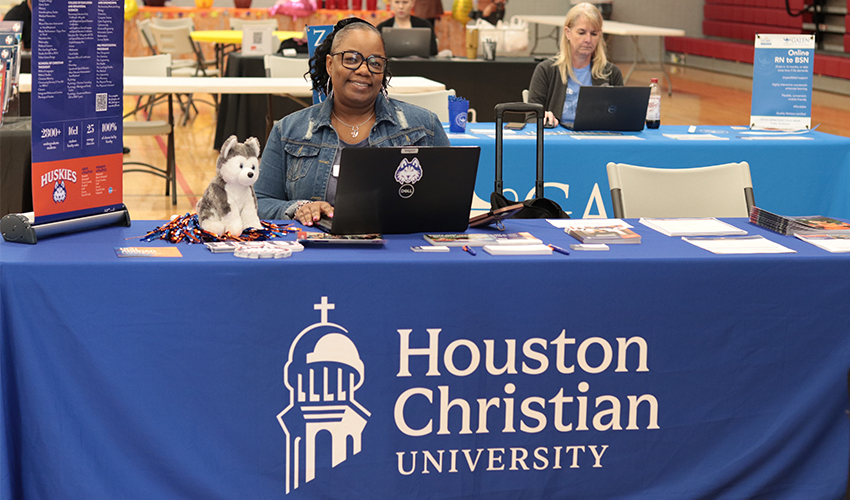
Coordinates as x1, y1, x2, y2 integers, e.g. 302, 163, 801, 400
277, 297, 370, 494
394, 157, 422, 199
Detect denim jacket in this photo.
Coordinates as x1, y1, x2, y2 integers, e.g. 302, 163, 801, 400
255, 93, 451, 219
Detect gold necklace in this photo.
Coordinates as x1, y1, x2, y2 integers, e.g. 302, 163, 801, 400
332, 110, 374, 139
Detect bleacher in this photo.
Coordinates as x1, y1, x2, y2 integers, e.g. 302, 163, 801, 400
664, 0, 850, 85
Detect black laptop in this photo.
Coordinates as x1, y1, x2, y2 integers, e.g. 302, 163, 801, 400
317, 146, 481, 235
562, 86, 651, 132
382, 27, 432, 58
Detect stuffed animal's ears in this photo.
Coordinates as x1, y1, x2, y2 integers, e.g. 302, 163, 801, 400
221, 135, 238, 159
245, 137, 261, 158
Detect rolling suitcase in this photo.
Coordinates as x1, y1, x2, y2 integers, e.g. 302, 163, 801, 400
491, 102, 569, 219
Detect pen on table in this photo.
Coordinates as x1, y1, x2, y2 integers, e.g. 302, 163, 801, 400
548, 244, 570, 255
462, 245, 476, 256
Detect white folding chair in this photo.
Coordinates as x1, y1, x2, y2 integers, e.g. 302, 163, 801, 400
262, 55, 311, 139
263, 54, 310, 78
387, 89, 456, 122
606, 161, 755, 218
149, 24, 219, 78
149, 23, 220, 124
138, 18, 196, 73
136, 19, 158, 55
149, 17, 196, 29
123, 54, 177, 205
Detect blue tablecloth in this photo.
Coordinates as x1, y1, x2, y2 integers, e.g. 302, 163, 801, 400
1, 219, 849, 499
448, 124, 850, 220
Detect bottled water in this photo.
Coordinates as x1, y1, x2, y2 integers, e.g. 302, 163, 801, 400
645, 78, 661, 129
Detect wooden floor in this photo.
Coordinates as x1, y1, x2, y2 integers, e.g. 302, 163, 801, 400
122, 66, 850, 221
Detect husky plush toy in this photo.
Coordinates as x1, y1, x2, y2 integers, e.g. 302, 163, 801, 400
197, 135, 263, 236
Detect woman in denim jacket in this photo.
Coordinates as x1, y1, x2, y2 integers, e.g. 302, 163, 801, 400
255, 18, 450, 224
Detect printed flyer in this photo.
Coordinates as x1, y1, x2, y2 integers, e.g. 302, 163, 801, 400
750, 33, 815, 131
31, 0, 124, 224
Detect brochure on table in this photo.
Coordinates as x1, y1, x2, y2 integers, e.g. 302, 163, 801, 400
750, 33, 815, 131
31, 0, 124, 224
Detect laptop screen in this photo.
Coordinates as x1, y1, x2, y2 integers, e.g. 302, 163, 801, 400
564, 86, 651, 132
324, 146, 481, 235
382, 27, 432, 58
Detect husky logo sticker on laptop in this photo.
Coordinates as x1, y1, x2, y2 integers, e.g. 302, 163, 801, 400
394, 157, 423, 199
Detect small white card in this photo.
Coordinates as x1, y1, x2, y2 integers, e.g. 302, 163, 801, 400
242, 26, 275, 56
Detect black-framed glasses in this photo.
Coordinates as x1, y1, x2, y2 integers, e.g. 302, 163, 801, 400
331, 51, 388, 74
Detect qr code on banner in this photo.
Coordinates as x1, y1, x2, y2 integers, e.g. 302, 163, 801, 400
96, 93, 107, 112
252, 32, 264, 44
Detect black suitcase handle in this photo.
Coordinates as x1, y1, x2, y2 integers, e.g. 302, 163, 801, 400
494, 102, 545, 199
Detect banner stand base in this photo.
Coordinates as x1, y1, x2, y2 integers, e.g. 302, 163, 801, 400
1, 206, 132, 244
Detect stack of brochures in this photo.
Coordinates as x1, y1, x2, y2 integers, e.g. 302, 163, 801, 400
749, 207, 850, 235
296, 232, 386, 245
565, 224, 641, 244
639, 217, 747, 237
424, 232, 542, 246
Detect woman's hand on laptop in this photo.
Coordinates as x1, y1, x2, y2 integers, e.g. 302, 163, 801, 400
544, 111, 558, 128
294, 201, 333, 226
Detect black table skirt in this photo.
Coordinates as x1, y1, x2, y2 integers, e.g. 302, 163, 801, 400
0, 116, 33, 217
387, 57, 541, 122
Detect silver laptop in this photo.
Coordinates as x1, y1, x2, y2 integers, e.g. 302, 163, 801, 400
562, 86, 651, 132
317, 146, 481, 235
382, 27, 432, 58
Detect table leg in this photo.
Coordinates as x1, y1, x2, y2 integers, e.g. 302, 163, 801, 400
659, 37, 673, 96
528, 23, 561, 56
621, 35, 674, 96
622, 35, 640, 84
528, 23, 538, 54
168, 93, 177, 206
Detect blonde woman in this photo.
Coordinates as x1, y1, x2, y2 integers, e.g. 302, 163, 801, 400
527, 2, 623, 127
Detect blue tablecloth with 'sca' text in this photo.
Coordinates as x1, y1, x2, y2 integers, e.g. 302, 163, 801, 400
1, 219, 849, 499
448, 124, 850, 220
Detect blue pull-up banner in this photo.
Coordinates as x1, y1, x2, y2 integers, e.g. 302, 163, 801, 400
31, 0, 124, 224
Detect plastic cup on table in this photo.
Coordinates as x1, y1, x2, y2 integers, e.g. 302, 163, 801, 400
448, 99, 469, 133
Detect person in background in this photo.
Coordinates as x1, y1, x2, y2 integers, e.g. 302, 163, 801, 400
478, 0, 506, 25
3, 0, 31, 50
254, 18, 449, 224
376, 0, 439, 56
411, 0, 444, 27
527, 2, 622, 127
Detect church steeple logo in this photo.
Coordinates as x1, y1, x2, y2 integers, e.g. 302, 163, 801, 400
277, 297, 370, 494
